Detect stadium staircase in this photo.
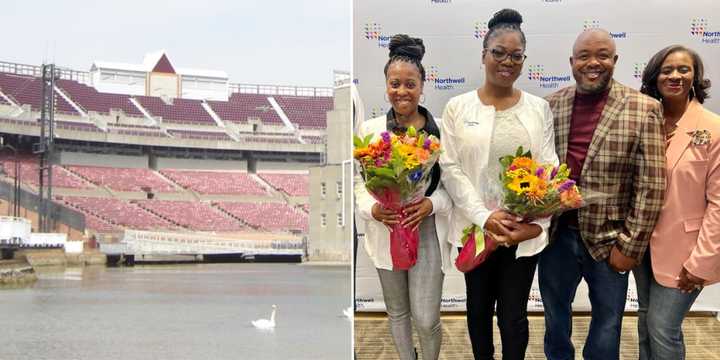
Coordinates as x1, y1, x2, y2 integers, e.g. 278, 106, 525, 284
153, 170, 201, 201
209, 202, 255, 229
250, 174, 283, 199
53, 85, 88, 118
128, 97, 159, 126
132, 201, 185, 229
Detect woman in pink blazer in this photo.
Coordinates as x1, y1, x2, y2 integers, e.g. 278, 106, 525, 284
635, 45, 720, 360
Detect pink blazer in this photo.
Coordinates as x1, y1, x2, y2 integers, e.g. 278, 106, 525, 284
650, 100, 720, 287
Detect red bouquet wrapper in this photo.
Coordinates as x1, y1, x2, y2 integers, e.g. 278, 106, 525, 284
375, 189, 420, 270
455, 225, 498, 273
389, 213, 419, 270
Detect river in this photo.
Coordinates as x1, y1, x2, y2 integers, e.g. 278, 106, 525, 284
0, 263, 351, 360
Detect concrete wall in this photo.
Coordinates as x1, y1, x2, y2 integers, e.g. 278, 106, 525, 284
256, 161, 313, 172
58, 151, 148, 168
326, 85, 351, 165
155, 157, 247, 170
308, 164, 351, 262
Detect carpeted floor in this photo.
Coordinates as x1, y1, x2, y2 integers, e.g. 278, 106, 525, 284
355, 313, 720, 359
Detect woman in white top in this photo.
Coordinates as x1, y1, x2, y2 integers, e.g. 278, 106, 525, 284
439, 9, 558, 360
355, 34, 453, 360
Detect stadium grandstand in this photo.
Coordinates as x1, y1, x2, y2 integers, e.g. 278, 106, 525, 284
0, 51, 350, 260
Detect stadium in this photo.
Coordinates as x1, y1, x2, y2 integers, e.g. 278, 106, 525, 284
0, 51, 351, 264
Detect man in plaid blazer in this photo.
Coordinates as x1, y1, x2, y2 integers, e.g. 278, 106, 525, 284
538, 29, 666, 360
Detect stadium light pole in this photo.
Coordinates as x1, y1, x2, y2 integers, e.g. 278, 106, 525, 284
37, 63, 57, 233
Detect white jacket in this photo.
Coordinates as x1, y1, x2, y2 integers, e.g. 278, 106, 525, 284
354, 114, 454, 272
439, 90, 559, 258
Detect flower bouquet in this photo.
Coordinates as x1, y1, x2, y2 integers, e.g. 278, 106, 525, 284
455, 146, 584, 273
354, 126, 441, 270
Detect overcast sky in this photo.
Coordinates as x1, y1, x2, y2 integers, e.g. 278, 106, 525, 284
1, 0, 349, 87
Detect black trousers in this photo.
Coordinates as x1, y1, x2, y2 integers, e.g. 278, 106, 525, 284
462, 245, 539, 360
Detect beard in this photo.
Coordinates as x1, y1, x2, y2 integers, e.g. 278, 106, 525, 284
574, 70, 613, 94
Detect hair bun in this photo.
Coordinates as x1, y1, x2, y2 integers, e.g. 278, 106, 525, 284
388, 34, 426, 61
488, 8, 523, 29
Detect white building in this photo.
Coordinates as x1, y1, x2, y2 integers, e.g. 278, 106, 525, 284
90, 50, 229, 100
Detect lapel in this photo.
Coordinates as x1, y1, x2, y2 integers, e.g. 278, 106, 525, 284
666, 100, 703, 172
580, 81, 627, 177
554, 87, 575, 163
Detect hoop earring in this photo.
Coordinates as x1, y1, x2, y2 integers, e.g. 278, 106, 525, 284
420, 94, 426, 104
689, 86, 696, 100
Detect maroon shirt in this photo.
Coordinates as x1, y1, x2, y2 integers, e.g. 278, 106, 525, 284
566, 88, 610, 182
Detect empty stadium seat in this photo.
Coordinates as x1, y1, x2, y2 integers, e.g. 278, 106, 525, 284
215, 202, 308, 232
160, 169, 267, 195
65, 166, 177, 192
258, 173, 309, 196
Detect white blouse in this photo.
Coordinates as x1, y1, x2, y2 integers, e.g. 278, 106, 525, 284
439, 90, 559, 258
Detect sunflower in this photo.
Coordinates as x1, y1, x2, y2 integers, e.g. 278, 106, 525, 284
506, 168, 530, 179
527, 179, 549, 202
507, 173, 541, 195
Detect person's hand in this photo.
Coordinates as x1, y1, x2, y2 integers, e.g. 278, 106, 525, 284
401, 198, 433, 231
371, 203, 399, 231
486, 217, 542, 247
483, 210, 517, 234
677, 267, 705, 293
607, 245, 637, 273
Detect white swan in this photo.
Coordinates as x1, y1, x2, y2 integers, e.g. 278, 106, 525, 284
343, 306, 353, 319
252, 304, 277, 329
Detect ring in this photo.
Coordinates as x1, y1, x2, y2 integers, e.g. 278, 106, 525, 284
694, 284, 703, 290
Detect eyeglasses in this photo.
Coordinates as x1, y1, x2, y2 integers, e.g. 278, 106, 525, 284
486, 48, 527, 65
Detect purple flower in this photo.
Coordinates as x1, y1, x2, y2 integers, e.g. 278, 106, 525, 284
409, 170, 423, 182
550, 166, 558, 179
535, 167, 545, 178
558, 179, 576, 193
381, 131, 391, 144
423, 138, 432, 150
375, 159, 384, 167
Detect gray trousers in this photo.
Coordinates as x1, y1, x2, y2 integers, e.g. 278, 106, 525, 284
377, 215, 444, 360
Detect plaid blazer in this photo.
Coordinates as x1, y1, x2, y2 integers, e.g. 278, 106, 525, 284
546, 80, 666, 261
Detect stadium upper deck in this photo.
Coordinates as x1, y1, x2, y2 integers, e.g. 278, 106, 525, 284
0, 56, 332, 153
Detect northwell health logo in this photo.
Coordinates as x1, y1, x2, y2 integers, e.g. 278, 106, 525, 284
474, 21, 489, 39
527, 65, 571, 89
633, 62, 647, 79
583, 20, 628, 39
363, 22, 390, 47
691, 18, 720, 44
425, 65, 466, 90
370, 106, 387, 118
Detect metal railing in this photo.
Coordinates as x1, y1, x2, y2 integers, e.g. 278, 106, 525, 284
0, 60, 335, 98
0, 61, 90, 84
100, 229, 305, 255
229, 83, 333, 97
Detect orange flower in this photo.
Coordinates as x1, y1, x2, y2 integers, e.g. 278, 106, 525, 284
414, 148, 430, 163
560, 187, 583, 207
527, 179, 549, 202
511, 157, 535, 171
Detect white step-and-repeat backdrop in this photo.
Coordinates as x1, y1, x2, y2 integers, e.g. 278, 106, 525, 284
353, 0, 720, 312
